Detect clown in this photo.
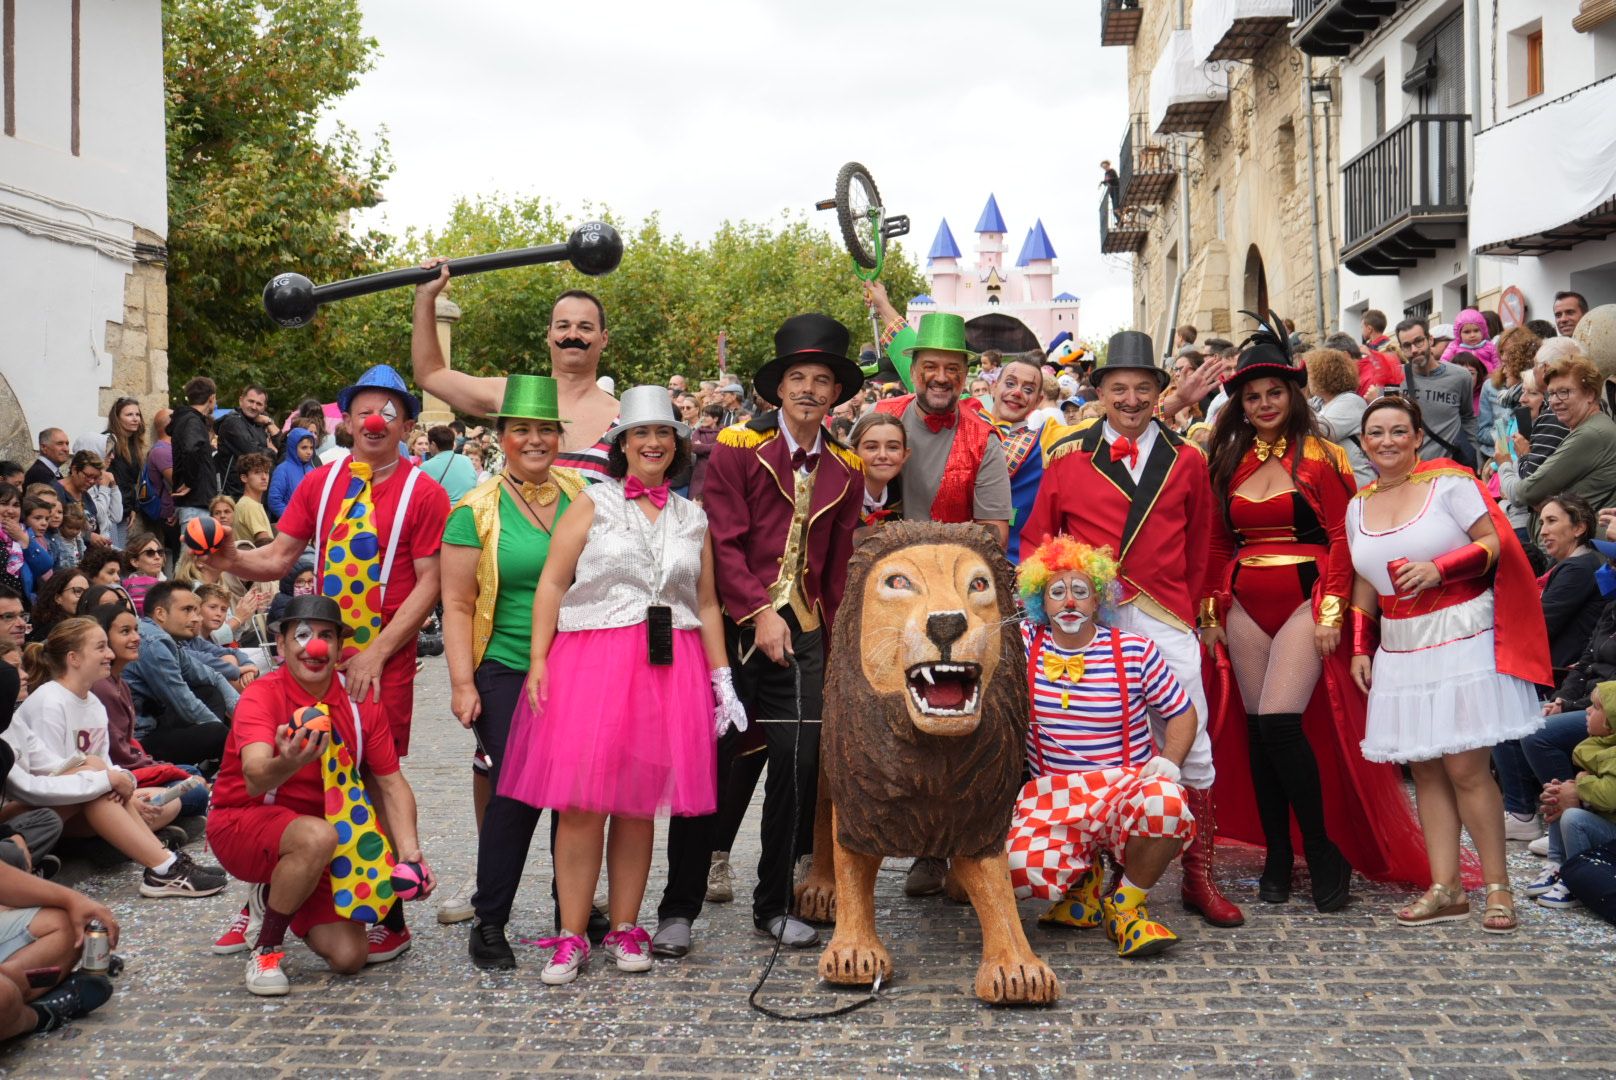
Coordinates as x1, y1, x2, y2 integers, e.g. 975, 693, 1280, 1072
205, 595, 434, 996
1008, 537, 1198, 959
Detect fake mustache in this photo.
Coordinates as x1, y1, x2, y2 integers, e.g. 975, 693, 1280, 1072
554, 337, 589, 351
789, 395, 827, 407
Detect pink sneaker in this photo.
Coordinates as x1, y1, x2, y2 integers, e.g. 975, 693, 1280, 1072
365, 925, 412, 964
602, 925, 653, 973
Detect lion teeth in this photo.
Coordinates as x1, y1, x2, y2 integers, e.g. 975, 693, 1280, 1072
919, 667, 936, 685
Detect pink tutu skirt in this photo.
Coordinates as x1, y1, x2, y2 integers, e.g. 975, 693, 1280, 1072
497, 626, 717, 818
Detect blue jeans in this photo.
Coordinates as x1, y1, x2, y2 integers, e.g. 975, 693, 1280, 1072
1522, 712, 1592, 861
176, 506, 209, 529
1492, 739, 1538, 815
1558, 807, 1616, 862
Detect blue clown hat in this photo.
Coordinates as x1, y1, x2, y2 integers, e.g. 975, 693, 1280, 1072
337, 364, 421, 420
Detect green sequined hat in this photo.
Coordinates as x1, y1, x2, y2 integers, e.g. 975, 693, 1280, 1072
490, 374, 567, 423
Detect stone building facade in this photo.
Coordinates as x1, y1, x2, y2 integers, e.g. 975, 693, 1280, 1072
1105, 0, 1338, 355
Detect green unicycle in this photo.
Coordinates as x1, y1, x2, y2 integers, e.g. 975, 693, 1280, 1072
815, 162, 909, 376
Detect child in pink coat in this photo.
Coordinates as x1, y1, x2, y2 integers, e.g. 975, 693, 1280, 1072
1441, 308, 1499, 372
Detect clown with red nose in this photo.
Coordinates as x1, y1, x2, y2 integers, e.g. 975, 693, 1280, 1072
199, 364, 451, 966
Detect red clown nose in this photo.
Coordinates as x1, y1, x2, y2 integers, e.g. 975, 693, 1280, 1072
303, 638, 331, 661
361, 414, 388, 435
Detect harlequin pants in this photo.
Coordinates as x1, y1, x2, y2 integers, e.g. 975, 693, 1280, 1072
1007, 767, 1196, 900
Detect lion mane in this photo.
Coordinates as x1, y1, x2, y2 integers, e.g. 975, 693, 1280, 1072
822, 521, 1030, 861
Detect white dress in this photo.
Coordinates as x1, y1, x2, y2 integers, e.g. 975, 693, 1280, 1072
1345, 474, 1542, 763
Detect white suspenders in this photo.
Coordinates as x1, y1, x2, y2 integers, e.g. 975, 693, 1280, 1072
313, 463, 422, 609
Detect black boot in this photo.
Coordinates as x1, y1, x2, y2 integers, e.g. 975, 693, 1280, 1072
1261, 711, 1351, 912
1247, 713, 1293, 903
468, 919, 516, 970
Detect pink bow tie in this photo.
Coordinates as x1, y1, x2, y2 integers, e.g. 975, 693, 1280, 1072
624, 476, 670, 508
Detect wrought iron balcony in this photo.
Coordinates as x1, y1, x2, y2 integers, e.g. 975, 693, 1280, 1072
1340, 114, 1468, 276
1292, 0, 1401, 57
1118, 115, 1177, 208
1099, 191, 1149, 255
1101, 0, 1143, 47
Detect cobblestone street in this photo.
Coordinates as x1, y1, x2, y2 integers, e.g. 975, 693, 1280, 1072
2, 655, 1612, 1078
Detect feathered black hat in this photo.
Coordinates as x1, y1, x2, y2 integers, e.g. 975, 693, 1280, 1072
1222, 309, 1306, 391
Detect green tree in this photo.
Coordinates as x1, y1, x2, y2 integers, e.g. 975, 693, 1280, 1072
164, 0, 392, 400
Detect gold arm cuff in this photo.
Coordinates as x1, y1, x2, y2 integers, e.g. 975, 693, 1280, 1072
1317, 595, 1345, 629
1198, 596, 1221, 629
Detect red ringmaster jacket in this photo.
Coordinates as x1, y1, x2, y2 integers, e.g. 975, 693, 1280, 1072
702, 411, 863, 628
1019, 417, 1212, 630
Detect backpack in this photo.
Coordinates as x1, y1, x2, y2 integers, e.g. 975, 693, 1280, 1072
136, 458, 165, 522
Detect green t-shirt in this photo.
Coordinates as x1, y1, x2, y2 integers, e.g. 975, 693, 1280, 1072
442, 486, 568, 671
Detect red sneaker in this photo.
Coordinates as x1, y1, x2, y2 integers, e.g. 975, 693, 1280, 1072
213, 905, 251, 955
366, 925, 412, 964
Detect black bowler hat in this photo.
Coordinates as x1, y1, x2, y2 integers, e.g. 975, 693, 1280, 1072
753, 314, 865, 407
270, 595, 346, 636
1222, 309, 1305, 392
1088, 330, 1168, 389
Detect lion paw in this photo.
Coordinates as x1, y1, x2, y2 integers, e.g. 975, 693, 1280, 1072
794, 878, 837, 924
976, 957, 1061, 1006
819, 937, 892, 986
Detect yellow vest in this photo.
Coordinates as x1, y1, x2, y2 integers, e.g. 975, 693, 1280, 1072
457, 468, 586, 666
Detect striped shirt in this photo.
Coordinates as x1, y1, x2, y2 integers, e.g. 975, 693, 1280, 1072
1020, 623, 1190, 777
556, 430, 614, 480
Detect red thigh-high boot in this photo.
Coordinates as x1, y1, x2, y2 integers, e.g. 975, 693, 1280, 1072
1179, 786, 1246, 927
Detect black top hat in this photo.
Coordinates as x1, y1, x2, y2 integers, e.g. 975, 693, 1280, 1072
1222, 309, 1305, 392
1088, 330, 1168, 389
753, 314, 865, 407
270, 595, 346, 636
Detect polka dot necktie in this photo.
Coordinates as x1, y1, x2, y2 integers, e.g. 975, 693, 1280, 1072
311, 703, 397, 924
322, 461, 385, 649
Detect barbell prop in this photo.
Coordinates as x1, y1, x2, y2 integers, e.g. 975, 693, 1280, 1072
262, 221, 624, 329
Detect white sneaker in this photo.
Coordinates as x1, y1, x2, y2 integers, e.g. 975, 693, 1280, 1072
1504, 812, 1545, 842
1535, 879, 1582, 910
1524, 865, 1563, 898
437, 870, 476, 925
1528, 835, 1552, 858
706, 852, 734, 903
244, 947, 290, 997
540, 934, 590, 985
602, 924, 654, 973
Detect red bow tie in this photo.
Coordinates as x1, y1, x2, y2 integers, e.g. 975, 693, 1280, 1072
623, 476, 670, 508
1109, 435, 1139, 468
791, 448, 819, 472
922, 409, 957, 434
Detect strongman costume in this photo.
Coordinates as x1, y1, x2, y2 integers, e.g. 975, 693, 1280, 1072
658, 315, 864, 931
1020, 330, 1244, 927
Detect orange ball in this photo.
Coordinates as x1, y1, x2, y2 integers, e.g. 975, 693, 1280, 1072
182, 515, 225, 555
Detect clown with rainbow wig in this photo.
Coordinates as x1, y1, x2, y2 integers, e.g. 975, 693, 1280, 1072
1007, 536, 1201, 959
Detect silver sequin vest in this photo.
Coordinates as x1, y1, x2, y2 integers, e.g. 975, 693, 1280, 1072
556, 478, 707, 632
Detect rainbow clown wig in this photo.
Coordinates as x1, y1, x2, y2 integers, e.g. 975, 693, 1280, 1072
1017, 536, 1122, 626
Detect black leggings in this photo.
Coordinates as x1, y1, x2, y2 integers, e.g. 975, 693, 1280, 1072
469, 661, 549, 926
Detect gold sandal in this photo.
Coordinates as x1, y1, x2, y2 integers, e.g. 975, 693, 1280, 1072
1480, 882, 1518, 935
1395, 882, 1469, 927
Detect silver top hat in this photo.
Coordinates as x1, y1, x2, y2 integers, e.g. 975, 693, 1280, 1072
602, 384, 691, 443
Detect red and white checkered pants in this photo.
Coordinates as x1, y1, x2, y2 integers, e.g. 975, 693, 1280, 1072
1007, 766, 1195, 900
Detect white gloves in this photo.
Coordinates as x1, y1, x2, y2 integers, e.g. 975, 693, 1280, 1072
1138, 755, 1182, 783
712, 667, 749, 738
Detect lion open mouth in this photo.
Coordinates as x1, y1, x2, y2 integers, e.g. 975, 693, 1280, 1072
905, 662, 983, 717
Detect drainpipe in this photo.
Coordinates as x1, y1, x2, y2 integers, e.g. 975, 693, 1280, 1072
1465, 0, 1482, 295
1303, 55, 1328, 338
1321, 64, 1339, 331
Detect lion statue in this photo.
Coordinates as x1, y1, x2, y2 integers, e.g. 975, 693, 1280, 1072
816, 521, 1059, 1005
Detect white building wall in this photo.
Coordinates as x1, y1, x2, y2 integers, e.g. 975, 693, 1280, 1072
0, 0, 166, 458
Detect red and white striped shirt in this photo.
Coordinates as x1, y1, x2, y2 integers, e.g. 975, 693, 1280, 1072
1020, 623, 1189, 777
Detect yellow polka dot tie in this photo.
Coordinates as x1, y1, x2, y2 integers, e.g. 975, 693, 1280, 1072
321, 462, 384, 649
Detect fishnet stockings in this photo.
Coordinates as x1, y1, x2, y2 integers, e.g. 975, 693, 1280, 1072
1225, 602, 1322, 715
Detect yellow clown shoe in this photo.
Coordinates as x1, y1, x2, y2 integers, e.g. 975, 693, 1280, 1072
1102, 883, 1179, 959
1039, 863, 1105, 929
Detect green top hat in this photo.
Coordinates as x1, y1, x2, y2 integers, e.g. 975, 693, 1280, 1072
490, 374, 568, 423
900, 312, 976, 360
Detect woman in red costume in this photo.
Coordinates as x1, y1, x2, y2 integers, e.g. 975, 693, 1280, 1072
1347, 396, 1551, 934
1202, 313, 1430, 912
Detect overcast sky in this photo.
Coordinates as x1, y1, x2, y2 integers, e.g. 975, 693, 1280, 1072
328, 0, 1135, 340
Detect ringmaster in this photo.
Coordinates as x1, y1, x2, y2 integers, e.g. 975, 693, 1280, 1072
653, 314, 864, 956
1020, 330, 1245, 928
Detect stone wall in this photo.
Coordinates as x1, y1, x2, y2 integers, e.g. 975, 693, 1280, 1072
102, 226, 171, 432
1126, 7, 1338, 352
